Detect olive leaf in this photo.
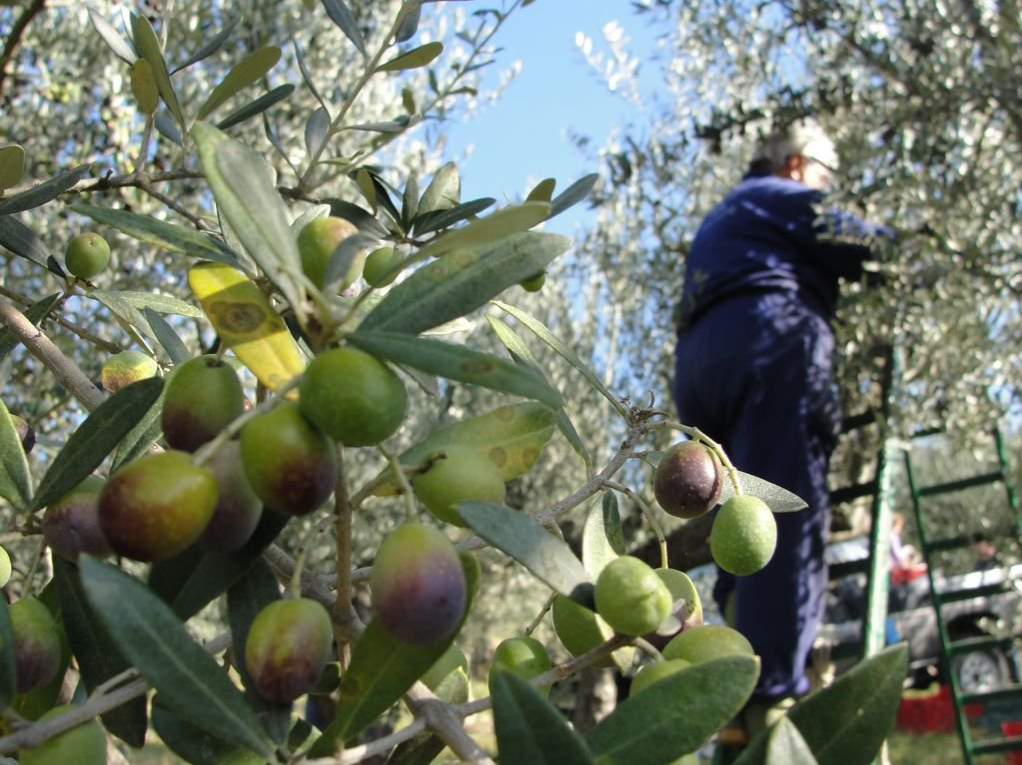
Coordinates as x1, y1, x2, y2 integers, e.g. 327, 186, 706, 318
460, 502, 592, 598
79, 557, 273, 758
131, 13, 184, 127
31, 377, 165, 512
347, 331, 563, 407
197, 46, 281, 120
585, 655, 759, 765
0, 164, 91, 216
491, 672, 596, 765
377, 42, 443, 72
0, 398, 32, 510
359, 231, 569, 336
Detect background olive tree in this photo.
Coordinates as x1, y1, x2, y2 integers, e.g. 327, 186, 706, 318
538, 0, 1022, 551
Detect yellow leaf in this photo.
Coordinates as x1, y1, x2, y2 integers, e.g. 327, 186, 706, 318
188, 262, 305, 391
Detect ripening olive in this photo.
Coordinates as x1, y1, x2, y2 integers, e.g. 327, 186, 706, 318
663, 624, 755, 665
100, 350, 158, 393
362, 246, 403, 288
10, 413, 35, 453
653, 441, 723, 519
98, 450, 218, 562
162, 355, 245, 452
370, 523, 467, 645
245, 598, 333, 704
240, 402, 337, 516
196, 441, 263, 553
43, 474, 112, 562
9, 597, 62, 694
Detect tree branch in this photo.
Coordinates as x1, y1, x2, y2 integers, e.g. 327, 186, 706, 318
0, 298, 106, 410
0, 0, 47, 101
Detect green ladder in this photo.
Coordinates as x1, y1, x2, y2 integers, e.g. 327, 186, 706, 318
826, 343, 903, 666
903, 427, 1022, 764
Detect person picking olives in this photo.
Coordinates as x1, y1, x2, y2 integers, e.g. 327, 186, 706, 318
671, 118, 891, 742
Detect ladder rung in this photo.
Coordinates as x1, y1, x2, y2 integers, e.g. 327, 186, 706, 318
948, 634, 1019, 656
830, 481, 877, 505
841, 411, 877, 432
970, 734, 1022, 755
921, 534, 971, 553
960, 683, 1022, 706
937, 582, 1011, 603
917, 469, 1007, 497
829, 557, 870, 580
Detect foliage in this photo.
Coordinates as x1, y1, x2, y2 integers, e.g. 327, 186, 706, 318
0, 2, 910, 765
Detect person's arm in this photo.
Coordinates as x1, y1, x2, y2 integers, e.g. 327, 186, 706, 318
813, 207, 895, 281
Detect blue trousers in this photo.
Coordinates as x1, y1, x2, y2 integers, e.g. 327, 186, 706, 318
673, 292, 839, 700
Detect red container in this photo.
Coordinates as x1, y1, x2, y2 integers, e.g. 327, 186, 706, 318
896, 685, 983, 733
1001, 721, 1022, 765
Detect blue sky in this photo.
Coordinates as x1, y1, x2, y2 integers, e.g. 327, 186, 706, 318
441, 1, 659, 224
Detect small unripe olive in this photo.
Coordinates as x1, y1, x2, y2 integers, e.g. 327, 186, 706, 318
371, 523, 467, 645
43, 474, 112, 561
489, 635, 551, 697
245, 598, 333, 704
19, 704, 107, 765
100, 350, 158, 393
518, 270, 546, 292
709, 495, 777, 576
162, 355, 245, 452
362, 246, 403, 288
9, 597, 62, 694
412, 446, 506, 527
240, 402, 337, 516
297, 216, 362, 290
653, 441, 723, 519
594, 555, 673, 636
64, 233, 111, 279
298, 346, 407, 447
98, 450, 218, 562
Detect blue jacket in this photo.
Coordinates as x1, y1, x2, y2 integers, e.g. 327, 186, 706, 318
678, 171, 886, 329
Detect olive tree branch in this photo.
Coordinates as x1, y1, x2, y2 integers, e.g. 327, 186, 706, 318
315, 633, 635, 765
0, 0, 47, 101
0, 299, 106, 410
0, 283, 121, 354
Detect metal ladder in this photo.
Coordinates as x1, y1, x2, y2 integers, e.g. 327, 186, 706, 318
903, 427, 1022, 763
825, 343, 903, 667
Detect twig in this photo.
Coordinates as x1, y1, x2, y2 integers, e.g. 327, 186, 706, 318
0, 284, 121, 354
0, 299, 106, 410
0, 0, 47, 101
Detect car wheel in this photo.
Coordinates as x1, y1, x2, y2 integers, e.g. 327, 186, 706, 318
952, 647, 1010, 694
